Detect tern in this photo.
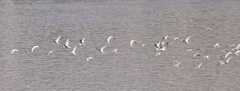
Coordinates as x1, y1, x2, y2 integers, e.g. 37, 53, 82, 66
48, 50, 53, 55
163, 35, 168, 41
79, 38, 86, 46
174, 62, 181, 67
155, 52, 161, 56
63, 38, 71, 48
53, 36, 61, 44
155, 41, 161, 48
97, 45, 107, 53
107, 36, 116, 44
112, 49, 118, 53
130, 40, 137, 47
10, 49, 19, 54
71, 45, 78, 55
32, 45, 39, 52
87, 57, 93, 61
225, 56, 233, 64
197, 63, 202, 68
183, 36, 191, 44
193, 53, 200, 58
225, 52, 232, 59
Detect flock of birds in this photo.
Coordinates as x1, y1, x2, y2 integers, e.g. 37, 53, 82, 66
9, 28, 240, 68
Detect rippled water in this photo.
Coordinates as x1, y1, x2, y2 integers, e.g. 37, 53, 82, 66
0, 0, 240, 91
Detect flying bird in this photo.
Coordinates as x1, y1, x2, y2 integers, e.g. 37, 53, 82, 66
214, 43, 220, 48
79, 38, 86, 46
197, 63, 202, 68
48, 50, 53, 55
193, 53, 200, 58
225, 56, 233, 64
10, 49, 19, 54
204, 55, 210, 60
53, 36, 61, 44
219, 61, 225, 66
183, 36, 191, 44
155, 52, 161, 56
174, 37, 179, 40
97, 45, 107, 53
174, 62, 181, 67
71, 45, 78, 55
107, 36, 116, 44
142, 44, 147, 47
206, 28, 212, 30
130, 40, 137, 47
224, 52, 232, 59
32, 45, 39, 52
63, 38, 71, 48
87, 57, 93, 61
112, 49, 118, 53
163, 35, 168, 41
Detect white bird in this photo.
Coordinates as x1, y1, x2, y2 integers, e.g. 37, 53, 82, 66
234, 50, 240, 56
225, 52, 232, 59
24, 51, 28, 53
193, 53, 200, 58
225, 56, 233, 64
32, 45, 39, 52
79, 38, 86, 46
174, 62, 181, 67
214, 43, 220, 48
219, 61, 225, 66
71, 45, 78, 55
204, 55, 210, 60
186, 49, 192, 51
87, 57, 93, 61
97, 45, 107, 53
174, 37, 179, 40
155, 41, 161, 48
107, 36, 116, 44
10, 49, 19, 54
161, 41, 165, 47
163, 35, 168, 41
130, 40, 137, 47
183, 36, 191, 44
232, 44, 240, 50
48, 50, 53, 55
142, 44, 147, 47
53, 36, 61, 44
64, 38, 71, 48
159, 47, 166, 51
112, 49, 118, 53
155, 52, 161, 56
197, 63, 202, 68
206, 28, 212, 30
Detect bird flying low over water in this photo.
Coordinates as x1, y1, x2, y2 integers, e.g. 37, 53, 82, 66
193, 53, 200, 58
174, 37, 179, 40
79, 38, 86, 46
163, 35, 168, 41
214, 43, 220, 48
183, 36, 191, 44
197, 63, 202, 68
71, 45, 78, 55
32, 45, 39, 52
48, 50, 53, 55
53, 36, 61, 44
225, 52, 232, 59
87, 57, 93, 61
10, 49, 19, 54
225, 56, 233, 64
174, 62, 181, 67
107, 36, 116, 44
130, 40, 137, 47
97, 45, 107, 53
112, 49, 118, 53
64, 38, 71, 48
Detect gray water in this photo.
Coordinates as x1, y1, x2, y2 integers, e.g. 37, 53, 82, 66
1, 0, 240, 91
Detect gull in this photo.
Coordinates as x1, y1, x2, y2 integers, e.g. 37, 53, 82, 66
155, 52, 161, 56
130, 40, 137, 47
32, 45, 39, 52
204, 55, 210, 60
87, 57, 93, 61
193, 53, 200, 58
174, 37, 179, 40
219, 61, 225, 66
225, 52, 232, 59
183, 36, 191, 44
197, 63, 202, 68
10, 49, 19, 54
63, 38, 71, 48
48, 50, 53, 55
214, 43, 220, 48
206, 28, 212, 30
112, 49, 118, 53
107, 36, 116, 44
174, 62, 181, 67
163, 35, 168, 41
97, 45, 107, 53
53, 36, 61, 44
142, 44, 147, 47
71, 45, 78, 55
225, 56, 233, 64
79, 38, 86, 46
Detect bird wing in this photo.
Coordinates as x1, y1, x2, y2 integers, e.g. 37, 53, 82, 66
225, 52, 232, 59
72, 46, 78, 53
185, 36, 191, 43
101, 45, 107, 53
66, 39, 70, 46
107, 36, 111, 44
56, 36, 61, 44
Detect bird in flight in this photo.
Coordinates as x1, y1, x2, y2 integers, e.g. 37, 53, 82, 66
53, 36, 61, 44
32, 45, 39, 52
64, 38, 71, 48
